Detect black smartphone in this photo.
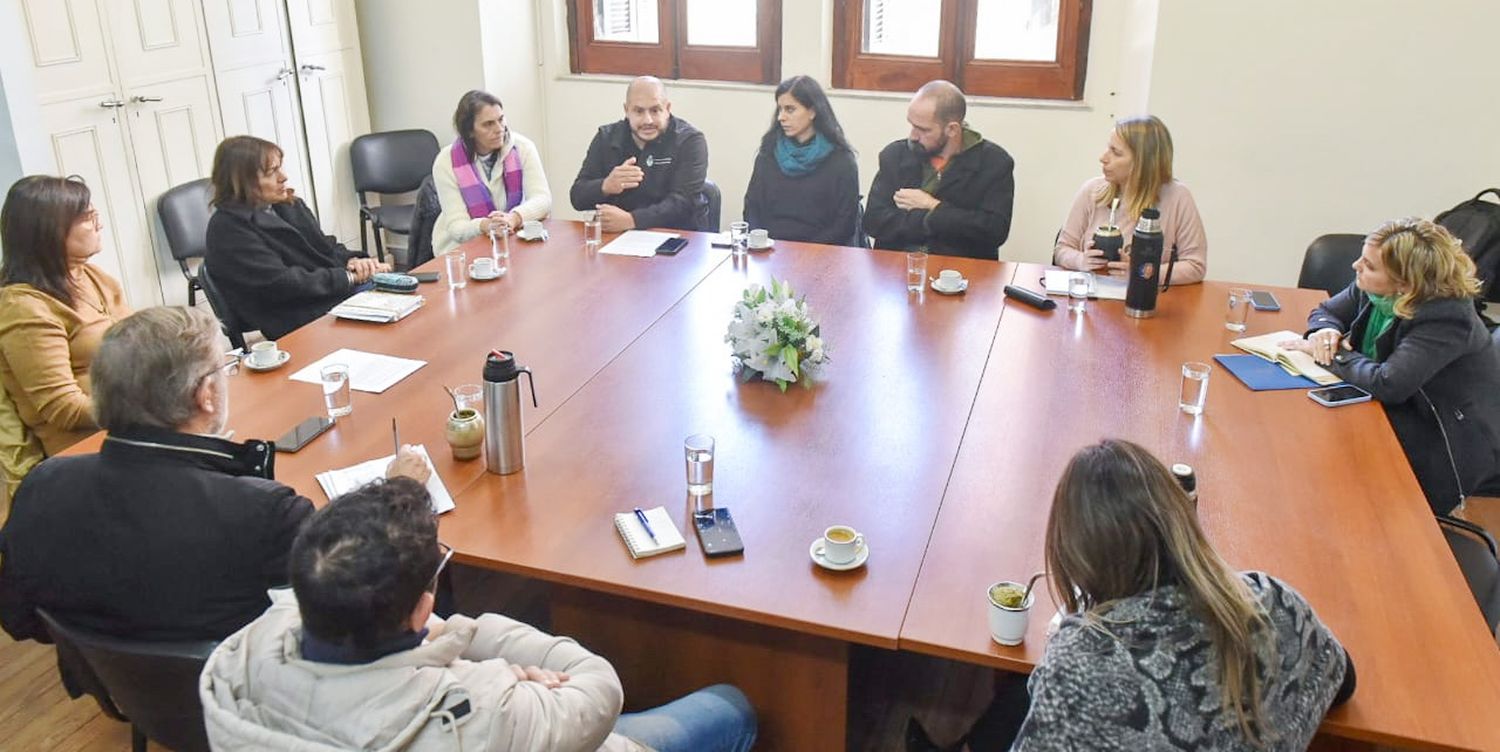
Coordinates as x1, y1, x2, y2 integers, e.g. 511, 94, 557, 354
275, 415, 334, 453
1249, 290, 1281, 311
1308, 385, 1373, 407
411, 272, 441, 283
656, 237, 689, 255
693, 507, 744, 557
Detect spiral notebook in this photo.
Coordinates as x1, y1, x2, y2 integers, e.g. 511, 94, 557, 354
614, 506, 686, 559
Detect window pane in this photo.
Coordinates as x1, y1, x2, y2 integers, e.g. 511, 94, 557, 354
685, 0, 757, 47
593, 0, 659, 44
862, 0, 940, 58
973, 0, 1059, 62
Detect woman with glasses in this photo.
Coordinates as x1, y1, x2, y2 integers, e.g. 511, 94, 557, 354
205, 135, 389, 341
0, 175, 131, 506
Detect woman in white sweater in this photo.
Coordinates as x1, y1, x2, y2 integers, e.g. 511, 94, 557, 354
431, 89, 551, 256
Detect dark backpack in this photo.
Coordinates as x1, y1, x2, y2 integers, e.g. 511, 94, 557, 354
1435, 188, 1500, 302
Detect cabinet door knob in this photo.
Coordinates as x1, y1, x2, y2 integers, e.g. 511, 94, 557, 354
98, 98, 126, 108
276, 66, 295, 82
299, 63, 326, 72
131, 95, 164, 103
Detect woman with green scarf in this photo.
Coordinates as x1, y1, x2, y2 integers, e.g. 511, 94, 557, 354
743, 76, 860, 246
1283, 217, 1500, 514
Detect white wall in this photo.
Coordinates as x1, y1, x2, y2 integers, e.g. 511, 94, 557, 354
1149, 0, 1500, 287
354, 0, 487, 139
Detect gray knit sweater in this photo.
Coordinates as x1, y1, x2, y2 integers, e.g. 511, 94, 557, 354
1013, 572, 1349, 751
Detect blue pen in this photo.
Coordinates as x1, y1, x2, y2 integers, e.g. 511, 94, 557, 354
633, 507, 658, 543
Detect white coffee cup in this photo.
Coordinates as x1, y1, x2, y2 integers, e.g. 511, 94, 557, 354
749, 228, 771, 247
471, 257, 496, 275
522, 219, 544, 237
822, 525, 864, 565
248, 341, 279, 368
987, 580, 1034, 646
937, 269, 963, 287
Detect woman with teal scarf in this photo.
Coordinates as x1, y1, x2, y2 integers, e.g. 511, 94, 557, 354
743, 76, 860, 246
1283, 218, 1500, 514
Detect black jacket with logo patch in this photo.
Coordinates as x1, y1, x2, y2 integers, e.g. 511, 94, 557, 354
570, 115, 709, 232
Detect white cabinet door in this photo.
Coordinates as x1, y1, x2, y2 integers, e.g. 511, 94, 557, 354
201, 0, 291, 70
285, 0, 356, 58
37, 98, 159, 306
18, 0, 118, 103
296, 47, 369, 244
103, 0, 213, 85
215, 63, 310, 195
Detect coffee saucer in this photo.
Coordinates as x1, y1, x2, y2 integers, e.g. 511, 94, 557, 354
517, 227, 548, 241
748, 240, 774, 251
242, 350, 290, 372
930, 278, 969, 295
809, 536, 869, 571
469, 265, 503, 281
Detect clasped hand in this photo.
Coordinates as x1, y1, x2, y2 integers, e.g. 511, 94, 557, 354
346, 257, 392, 283
480, 210, 522, 235
893, 188, 939, 212
1279, 328, 1349, 366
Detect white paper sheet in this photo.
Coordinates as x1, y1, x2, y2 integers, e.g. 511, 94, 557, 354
288, 348, 427, 393
599, 230, 680, 257
314, 445, 455, 514
1043, 269, 1129, 301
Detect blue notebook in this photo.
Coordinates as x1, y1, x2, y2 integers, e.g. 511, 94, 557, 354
1213, 354, 1321, 391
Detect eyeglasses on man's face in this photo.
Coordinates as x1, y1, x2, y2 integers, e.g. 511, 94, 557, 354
427, 542, 454, 593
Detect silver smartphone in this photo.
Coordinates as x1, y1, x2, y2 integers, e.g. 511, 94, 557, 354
1308, 385, 1372, 407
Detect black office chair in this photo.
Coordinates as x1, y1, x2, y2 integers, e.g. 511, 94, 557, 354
699, 179, 722, 232
157, 178, 213, 306
350, 129, 441, 264
1438, 515, 1500, 633
405, 175, 442, 271
197, 263, 249, 351
37, 609, 217, 752
1298, 234, 1363, 295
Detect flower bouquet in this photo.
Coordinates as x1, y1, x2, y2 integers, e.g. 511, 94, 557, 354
725, 278, 828, 392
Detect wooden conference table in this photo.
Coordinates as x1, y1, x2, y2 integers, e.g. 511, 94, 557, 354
70, 221, 1500, 750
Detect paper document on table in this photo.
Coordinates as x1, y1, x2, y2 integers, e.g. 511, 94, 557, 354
1231, 330, 1340, 386
1043, 269, 1127, 300
599, 230, 679, 257
315, 445, 455, 514
288, 348, 426, 393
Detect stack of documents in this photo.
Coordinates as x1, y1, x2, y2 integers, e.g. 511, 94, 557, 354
1230, 331, 1340, 386
331, 290, 424, 323
315, 444, 455, 514
599, 230, 680, 257
289, 348, 426, 393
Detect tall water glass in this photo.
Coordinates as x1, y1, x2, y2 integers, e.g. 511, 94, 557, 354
584, 216, 602, 253
320, 363, 353, 418
1068, 272, 1091, 313
685, 434, 715, 496
730, 221, 750, 257
492, 226, 511, 275
1225, 287, 1252, 332
1179, 362, 1211, 415
907, 252, 928, 292
445, 251, 467, 290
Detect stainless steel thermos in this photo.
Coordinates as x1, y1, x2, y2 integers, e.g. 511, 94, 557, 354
1125, 208, 1164, 318
483, 350, 537, 475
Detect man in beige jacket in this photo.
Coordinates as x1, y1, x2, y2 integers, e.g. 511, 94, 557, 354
199, 477, 756, 752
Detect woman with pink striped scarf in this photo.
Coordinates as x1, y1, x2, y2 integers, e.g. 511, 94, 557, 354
431, 90, 552, 256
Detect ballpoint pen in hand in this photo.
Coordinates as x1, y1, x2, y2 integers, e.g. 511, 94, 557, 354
392, 418, 400, 456
633, 506, 658, 543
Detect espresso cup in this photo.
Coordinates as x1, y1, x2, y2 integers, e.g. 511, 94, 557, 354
822, 525, 864, 565
987, 580, 1034, 646
248, 341, 279, 368
749, 228, 771, 247
471, 257, 496, 275
937, 269, 963, 286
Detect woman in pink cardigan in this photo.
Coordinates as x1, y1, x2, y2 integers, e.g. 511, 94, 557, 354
1053, 115, 1208, 285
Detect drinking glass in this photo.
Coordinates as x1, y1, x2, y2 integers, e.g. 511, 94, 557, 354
1225, 287, 1252, 332
445, 251, 467, 290
320, 363, 353, 418
730, 221, 750, 257
1179, 362, 1211, 415
906, 252, 928, 292
453, 383, 482, 413
492, 226, 511, 275
584, 216, 602, 253
685, 434, 715, 496
1068, 272, 1091, 313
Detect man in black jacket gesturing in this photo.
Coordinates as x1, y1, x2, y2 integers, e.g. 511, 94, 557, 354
864, 80, 1015, 259
570, 76, 709, 233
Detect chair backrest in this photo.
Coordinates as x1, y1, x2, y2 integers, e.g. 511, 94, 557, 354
1438, 515, 1500, 633
196, 263, 248, 351
406, 175, 442, 270
700, 179, 722, 232
1298, 233, 1363, 295
157, 178, 214, 263
350, 129, 441, 196
36, 608, 216, 752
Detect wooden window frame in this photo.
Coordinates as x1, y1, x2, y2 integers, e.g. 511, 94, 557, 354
833, 0, 1092, 100
569, 0, 782, 85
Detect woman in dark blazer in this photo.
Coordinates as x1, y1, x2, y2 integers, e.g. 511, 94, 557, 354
205, 136, 387, 340
1283, 217, 1500, 514
742, 76, 859, 246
